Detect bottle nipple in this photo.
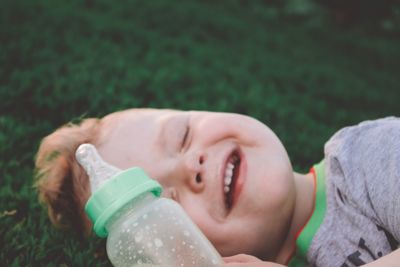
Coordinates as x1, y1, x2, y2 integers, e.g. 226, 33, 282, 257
75, 143, 121, 194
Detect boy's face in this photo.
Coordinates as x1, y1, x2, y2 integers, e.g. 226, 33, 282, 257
97, 109, 295, 260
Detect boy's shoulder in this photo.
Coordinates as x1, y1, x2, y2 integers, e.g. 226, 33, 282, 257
324, 116, 400, 157
324, 116, 400, 239
323, 116, 400, 191
307, 117, 400, 266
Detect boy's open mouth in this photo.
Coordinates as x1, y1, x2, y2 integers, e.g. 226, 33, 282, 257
222, 149, 241, 211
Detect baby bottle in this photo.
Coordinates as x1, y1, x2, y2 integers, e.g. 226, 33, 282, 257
75, 144, 223, 267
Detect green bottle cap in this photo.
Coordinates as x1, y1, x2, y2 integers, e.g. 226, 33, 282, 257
76, 144, 162, 237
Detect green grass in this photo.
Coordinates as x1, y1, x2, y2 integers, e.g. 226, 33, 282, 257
1, 0, 399, 265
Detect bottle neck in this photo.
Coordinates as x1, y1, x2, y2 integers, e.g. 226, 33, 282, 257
105, 192, 158, 234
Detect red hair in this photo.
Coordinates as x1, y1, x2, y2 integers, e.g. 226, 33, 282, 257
34, 118, 101, 235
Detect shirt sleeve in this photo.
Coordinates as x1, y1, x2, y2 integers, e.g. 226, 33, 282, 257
324, 117, 400, 243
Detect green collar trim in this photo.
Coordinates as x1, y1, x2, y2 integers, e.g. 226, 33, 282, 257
288, 160, 327, 267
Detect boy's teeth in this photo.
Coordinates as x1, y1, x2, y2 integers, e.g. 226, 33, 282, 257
224, 152, 241, 208
225, 168, 233, 180
224, 162, 236, 193
224, 185, 230, 193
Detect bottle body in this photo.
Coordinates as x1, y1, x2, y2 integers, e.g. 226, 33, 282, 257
106, 193, 222, 267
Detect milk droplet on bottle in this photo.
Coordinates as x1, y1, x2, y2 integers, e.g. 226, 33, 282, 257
76, 144, 223, 267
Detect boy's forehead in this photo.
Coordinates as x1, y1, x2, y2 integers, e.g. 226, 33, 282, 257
101, 109, 229, 138
99, 109, 184, 140
96, 109, 170, 169
103, 108, 179, 124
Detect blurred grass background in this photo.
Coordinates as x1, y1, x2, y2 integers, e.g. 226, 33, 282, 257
1, 0, 399, 266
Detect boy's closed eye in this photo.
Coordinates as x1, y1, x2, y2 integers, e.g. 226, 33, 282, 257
180, 121, 190, 151
162, 115, 191, 154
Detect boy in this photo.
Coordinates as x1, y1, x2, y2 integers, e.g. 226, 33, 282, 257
35, 109, 400, 266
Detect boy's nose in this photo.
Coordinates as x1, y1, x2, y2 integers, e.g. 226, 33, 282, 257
181, 151, 205, 193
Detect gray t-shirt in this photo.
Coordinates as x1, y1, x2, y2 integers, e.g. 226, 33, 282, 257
299, 117, 400, 266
